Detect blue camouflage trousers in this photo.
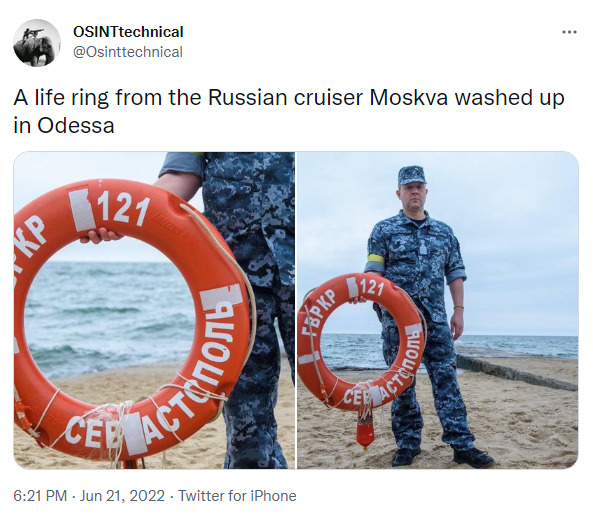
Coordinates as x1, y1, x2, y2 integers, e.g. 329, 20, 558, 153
222, 280, 295, 468
382, 313, 475, 451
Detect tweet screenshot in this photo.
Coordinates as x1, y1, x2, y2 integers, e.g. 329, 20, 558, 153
3, 1, 589, 518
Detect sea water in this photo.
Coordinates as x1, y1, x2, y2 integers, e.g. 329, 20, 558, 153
320, 333, 577, 372
23, 262, 577, 379
23, 261, 196, 379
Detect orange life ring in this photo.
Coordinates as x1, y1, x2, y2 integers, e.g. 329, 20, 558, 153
14, 179, 251, 461
297, 273, 425, 411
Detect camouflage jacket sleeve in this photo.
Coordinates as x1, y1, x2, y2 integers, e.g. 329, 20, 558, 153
445, 233, 467, 284
158, 152, 206, 178
364, 221, 388, 274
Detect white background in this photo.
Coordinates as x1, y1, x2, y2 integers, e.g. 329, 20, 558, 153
2, 1, 589, 519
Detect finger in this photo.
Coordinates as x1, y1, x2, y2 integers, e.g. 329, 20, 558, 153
98, 228, 112, 241
107, 230, 123, 241
87, 230, 102, 245
350, 296, 367, 304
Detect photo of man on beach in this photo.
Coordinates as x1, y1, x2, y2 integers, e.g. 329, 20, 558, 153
296, 152, 577, 469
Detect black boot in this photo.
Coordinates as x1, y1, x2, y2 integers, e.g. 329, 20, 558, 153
392, 448, 421, 467
453, 447, 494, 468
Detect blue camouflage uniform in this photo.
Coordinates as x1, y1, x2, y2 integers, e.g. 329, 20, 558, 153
159, 152, 295, 468
365, 204, 476, 452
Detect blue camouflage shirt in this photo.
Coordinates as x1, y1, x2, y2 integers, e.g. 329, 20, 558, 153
364, 210, 466, 323
159, 152, 295, 289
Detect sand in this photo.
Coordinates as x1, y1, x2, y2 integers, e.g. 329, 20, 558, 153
297, 358, 578, 469
14, 358, 295, 469
14, 356, 577, 470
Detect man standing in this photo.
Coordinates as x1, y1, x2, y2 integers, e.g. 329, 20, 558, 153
364, 166, 493, 468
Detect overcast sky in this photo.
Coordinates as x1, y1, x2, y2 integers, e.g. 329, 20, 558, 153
14, 151, 578, 336
296, 152, 578, 336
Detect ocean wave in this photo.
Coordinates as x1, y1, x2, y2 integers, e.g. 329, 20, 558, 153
30, 344, 135, 380
330, 365, 388, 372
131, 318, 194, 334
59, 306, 141, 315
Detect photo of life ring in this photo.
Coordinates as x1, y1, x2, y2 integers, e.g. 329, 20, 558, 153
14, 176, 253, 467
297, 273, 426, 449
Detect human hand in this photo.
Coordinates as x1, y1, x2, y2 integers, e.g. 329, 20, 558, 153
450, 309, 464, 340
79, 227, 124, 244
349, 296, 367, 304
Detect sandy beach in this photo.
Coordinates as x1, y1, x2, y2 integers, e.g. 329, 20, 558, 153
14, 358, 295, 469
297, 357, 578, 469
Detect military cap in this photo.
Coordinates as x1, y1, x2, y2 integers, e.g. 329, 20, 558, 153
398, 166, 426, 185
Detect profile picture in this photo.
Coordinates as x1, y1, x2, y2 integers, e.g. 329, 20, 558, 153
13, 19, 60, 67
